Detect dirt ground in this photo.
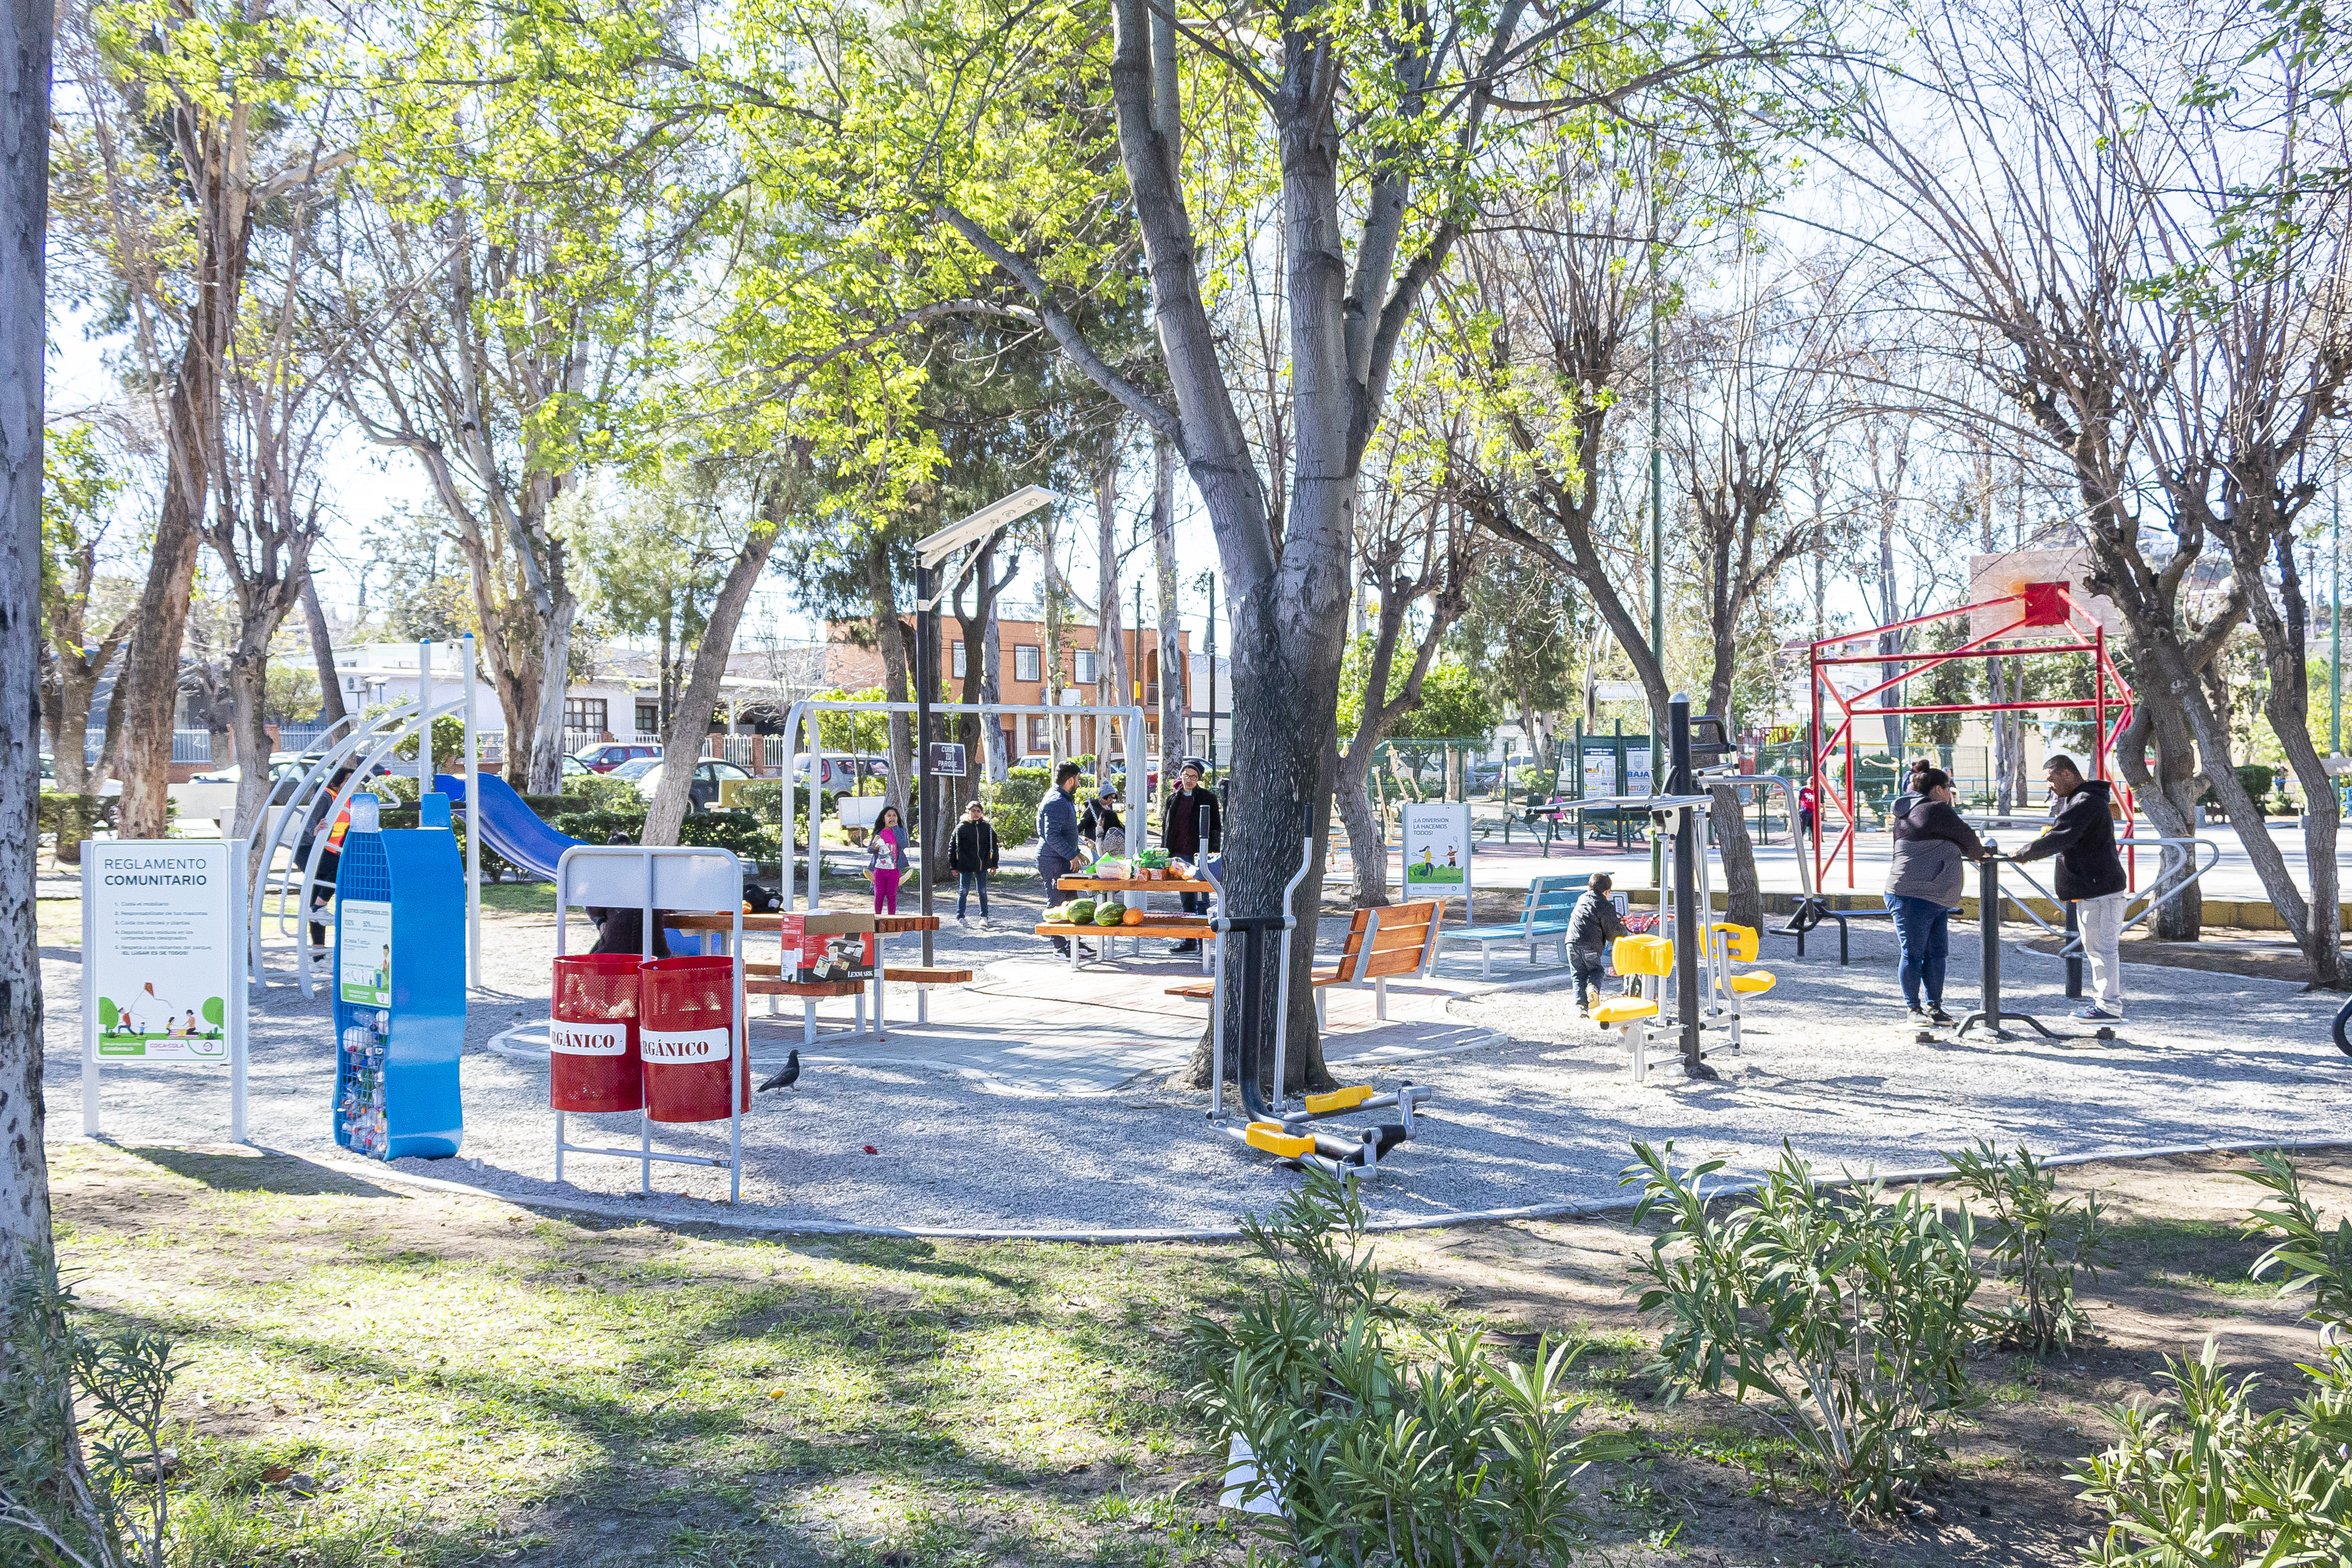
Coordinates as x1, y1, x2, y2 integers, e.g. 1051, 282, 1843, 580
2023, 924, 2349, 988
49, 1139, 2352, 1567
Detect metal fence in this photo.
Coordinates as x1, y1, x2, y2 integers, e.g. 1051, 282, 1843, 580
172, 730, 211, 763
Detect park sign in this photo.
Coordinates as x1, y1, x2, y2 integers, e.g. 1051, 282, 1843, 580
81, 838, 250, 1140
1400, 801, 1473, 923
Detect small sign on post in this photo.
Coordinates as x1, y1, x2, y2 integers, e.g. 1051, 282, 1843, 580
925, 741, 967, 777
82, 838, 249, 1141
1399, 801, 1474, 925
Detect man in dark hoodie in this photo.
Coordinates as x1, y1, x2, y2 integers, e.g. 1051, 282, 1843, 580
2007, 754, 2128, 1021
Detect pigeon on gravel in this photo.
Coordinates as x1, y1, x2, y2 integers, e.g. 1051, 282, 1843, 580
759, 1049, 801, 1093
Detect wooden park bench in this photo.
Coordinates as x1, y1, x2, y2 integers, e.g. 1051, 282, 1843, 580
1165, 899, 1441, 1023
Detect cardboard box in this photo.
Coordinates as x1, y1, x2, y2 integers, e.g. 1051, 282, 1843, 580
779, 912, 877, 984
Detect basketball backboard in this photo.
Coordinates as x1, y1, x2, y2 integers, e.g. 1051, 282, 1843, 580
1966, 548, 2122, 645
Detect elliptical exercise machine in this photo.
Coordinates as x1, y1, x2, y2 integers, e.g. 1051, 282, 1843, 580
1207, 825, 1431, 1175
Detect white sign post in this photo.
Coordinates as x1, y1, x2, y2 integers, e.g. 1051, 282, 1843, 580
1398, 801, 1474, 923
82, 839, 249, 1140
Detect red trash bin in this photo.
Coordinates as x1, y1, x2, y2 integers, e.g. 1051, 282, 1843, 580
638, 956, 745, 1123
551, 954, 642, 1113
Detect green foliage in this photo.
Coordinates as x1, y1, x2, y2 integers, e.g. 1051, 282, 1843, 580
2071, 1340, 2352, 1566
987, 767, 1050, 846
2069, 1152, 2352, 1563
1338, 636, 1498, 745
1945, 1141, 2109, 1353
38, 791, 120, 843
1622, 1141, 1983, 1519
550, 808, 649, 845
2242, 1149, 2352, 1330
263, 665, 322, 725
559, 774, 645, 813
0, 1246, 182, 1567
677, 810, 780, 866
1195, 1176, 1630, 1563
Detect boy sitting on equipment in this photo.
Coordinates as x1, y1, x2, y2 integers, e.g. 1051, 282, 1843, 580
1565, 873, 1628, 1013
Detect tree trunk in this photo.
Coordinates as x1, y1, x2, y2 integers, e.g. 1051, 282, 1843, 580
113, 426, 209, 839
644, 494, 791, 848
227, 637, 277, 842
524, 565, 577, 794
1151, 436, 1184, 784
302, 571, 347, 730
864, 539, 913, 820
1094, 453, 1128, 768
981, 553, 1009, 779
2116, 702, 2204, 941
44, 660, 103, 867
3, 0, 59, 1284
1335, 744, 1387, 907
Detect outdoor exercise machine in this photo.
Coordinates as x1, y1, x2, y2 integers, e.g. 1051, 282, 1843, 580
550, 845, 750, 1201
1207, 823, 1430, 1175
246, 636, 483, 996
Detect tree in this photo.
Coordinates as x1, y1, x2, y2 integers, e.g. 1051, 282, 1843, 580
48, 0, 349, 839
1453, 558, 1578, 764
38, 422, 137, 865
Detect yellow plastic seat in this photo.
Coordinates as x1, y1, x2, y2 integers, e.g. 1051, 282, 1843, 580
1592, 996, 1661, 1026
1707, 923, 1761, 962
1244, 1121, 1315, 1157
1612, 935, 1674, 977
1728, 971, 1777, 995
1302, 1085, 1374, 1114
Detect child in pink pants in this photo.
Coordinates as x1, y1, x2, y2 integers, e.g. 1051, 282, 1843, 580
867, 806, 907, 916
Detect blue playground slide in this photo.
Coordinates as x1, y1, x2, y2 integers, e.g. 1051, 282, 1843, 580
433, 772, 711, 952
434, 772, 579, 880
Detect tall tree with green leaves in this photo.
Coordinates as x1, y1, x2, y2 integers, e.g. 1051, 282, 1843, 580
38, 423, 137, 865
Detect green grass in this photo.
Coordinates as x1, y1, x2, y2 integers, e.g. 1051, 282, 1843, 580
51, 1142, 1251, 1568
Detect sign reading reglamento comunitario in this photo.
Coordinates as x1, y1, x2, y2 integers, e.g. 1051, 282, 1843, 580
82, 839, 249, 1139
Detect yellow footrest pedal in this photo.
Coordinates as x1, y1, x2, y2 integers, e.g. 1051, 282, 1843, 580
1244, 1121, 1317, 1158
1592, 997, 1661, 1025
1302, 1086, 1374, 1114
1728, 971, 1777, 995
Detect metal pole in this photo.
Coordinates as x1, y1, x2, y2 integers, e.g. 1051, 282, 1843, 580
1648, 133, 1666, 893
916, 564, 936, 965
416, 639, 432, 797
1668, 696, 1705, 1077
464, 633, 480, 990
2332, 482, 2341, 760
1205, 575, 1218, 769
2064, 898, 2083, 999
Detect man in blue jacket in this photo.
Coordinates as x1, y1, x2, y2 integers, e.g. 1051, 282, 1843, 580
2007, 753, 2129, 1021
1037, 760, 1088, 957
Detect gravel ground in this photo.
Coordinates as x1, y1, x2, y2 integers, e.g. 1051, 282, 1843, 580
46, 881, 2352, 1237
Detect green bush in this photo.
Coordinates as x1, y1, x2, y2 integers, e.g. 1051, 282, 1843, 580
1946, 1141, 2108, 1353
2234, 762, 2277, 816
1622, 1140, 1983, 1519
551, 808, 648, 844
677, 809, 778, 865
38, 790, 118, 843
731, 779, 815, 824
988, 766, 1050, 846
561, 774, 643, 813
1195, 1176, 1630, 1561
2068, 1152, 2352, 1564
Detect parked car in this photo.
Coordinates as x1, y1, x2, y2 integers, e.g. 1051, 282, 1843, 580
790, 752, 863, 792
627, 758, 755, 812
573, 741, 662, 773
1015, 753, 1054, 771
561, 753, 593, 777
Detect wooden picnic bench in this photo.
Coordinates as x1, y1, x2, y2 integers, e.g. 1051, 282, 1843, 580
1165, 899, 1441, 1022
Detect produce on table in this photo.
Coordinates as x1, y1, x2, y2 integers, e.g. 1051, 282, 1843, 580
1122, 906, 1145, 926
1063, 899, 1097, 925
1094, 902, 1127, 927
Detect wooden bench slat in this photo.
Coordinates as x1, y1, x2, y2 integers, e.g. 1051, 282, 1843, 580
883, 966, 973, 984
747, 979, 865, 998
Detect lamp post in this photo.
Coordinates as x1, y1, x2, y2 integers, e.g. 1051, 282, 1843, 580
1647, 130, 1666, 890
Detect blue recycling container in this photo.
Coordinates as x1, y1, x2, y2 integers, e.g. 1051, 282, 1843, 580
333, 825, 466, 1160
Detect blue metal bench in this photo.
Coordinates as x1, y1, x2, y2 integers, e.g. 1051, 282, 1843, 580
1439, 873, 1589, 977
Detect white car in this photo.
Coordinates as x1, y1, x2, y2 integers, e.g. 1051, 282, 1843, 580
623, 758, 757, 810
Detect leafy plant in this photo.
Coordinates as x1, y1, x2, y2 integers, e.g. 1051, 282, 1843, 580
0, 1247, 183, 1568
1194, 1176, 1629, 1565
1622, 1141, 1983, 1519
1945, 1141, 2109, 1353
2070, 1340, 2352, 1563
2241, 1148, 2352, 1331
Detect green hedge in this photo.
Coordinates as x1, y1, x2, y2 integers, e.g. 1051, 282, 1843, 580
988, 766, 1050, 846
549, 807, 779, 867
39, 792, 119, 842
561, 774, 643, 812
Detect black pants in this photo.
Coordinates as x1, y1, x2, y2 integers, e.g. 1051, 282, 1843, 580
1571, 946, 1607, 1008
1039, 853, 1073, 949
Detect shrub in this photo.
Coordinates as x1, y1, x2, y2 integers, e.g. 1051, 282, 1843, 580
551, 808, 648, 844
677, 809, 778, 866
1622, 1140, 1983, 1519
2070, 1154, 2352, 1565
1195, 1176, 1629, 1564
37, 790, 118, 843
988, 767, 1050, 845
560, 774, 643, 813
1945, 1141, 2108, 1353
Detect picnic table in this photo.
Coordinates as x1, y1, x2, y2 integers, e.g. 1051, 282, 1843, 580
1044, 876, 1215, 970
667, 910, 955, 1039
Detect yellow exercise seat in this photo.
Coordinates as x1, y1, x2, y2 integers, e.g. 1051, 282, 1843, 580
1707, 923, 1761, 962
1302, 1085, 1374, 1114
1244, 1121, 1316, 1157
1612, 934, 1674, 977
1592, 996, 1661, 1026
1728, 971, 1777, 995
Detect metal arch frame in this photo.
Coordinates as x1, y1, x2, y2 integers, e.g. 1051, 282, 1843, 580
778, 696, 1149, 912
246, 636, 484, 996
1808, 588, 2136, 892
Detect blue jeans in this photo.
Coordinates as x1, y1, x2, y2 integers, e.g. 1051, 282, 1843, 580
957, 871, 989, 917
1886, 894, 1951, 1009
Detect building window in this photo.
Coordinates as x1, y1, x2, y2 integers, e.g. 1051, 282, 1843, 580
1074, 649, 1098, 684
636, 700, 660, 737
953, 641, 967, 678
565, 698, 608, 735
1014, 644, 1041, 683
1028, 717, 1049, 753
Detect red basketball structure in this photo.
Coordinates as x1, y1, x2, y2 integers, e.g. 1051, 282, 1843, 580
1808, 582, 2135, 890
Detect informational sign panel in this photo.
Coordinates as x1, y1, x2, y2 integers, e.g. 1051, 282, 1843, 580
1400, 801, 1473, 893
82, 838, 248, 1139
925, 741, 967, 777
1581, 745, 1617, 799
1626, 750, 1656, 798
339, 899, 394, 1005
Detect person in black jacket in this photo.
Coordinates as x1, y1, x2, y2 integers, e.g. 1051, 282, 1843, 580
1565, 873, 1629, 1011
2007, 754, 2129, 1021
1884, 768, 1989, 1023
950, 800, 1000, 923
1159, 759, 1223, 952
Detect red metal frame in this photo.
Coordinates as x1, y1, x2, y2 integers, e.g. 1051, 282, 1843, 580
1808, 586, 2136, 890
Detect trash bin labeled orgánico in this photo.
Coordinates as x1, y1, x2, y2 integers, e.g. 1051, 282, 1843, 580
638, 956, 746, 1122
550, 954, 642, 1113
